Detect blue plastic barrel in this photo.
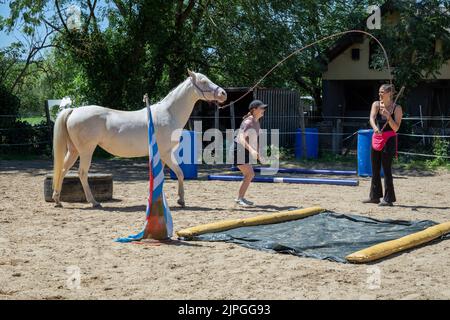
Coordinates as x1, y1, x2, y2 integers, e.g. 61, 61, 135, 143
170, 130, 198, 180
295, 128, 319, 159
357, 129, 373, 177
357, 129, 384, 177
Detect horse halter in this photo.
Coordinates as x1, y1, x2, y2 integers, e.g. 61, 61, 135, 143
190, 77, 221, 101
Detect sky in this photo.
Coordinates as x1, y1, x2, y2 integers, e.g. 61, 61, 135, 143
0, 1, 20, 48
0, 0, 110, 51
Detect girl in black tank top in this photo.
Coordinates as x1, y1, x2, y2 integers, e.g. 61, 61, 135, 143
376, 102, 397, 132
363, 84, 403, 206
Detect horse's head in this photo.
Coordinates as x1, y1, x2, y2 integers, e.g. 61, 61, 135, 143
188, 70, 227, 104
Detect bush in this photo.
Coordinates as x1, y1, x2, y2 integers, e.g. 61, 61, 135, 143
425, 137, 449, 168
0, 84, 20, 128
0, 84, 53, 158
0, 119, 52, 158
263, 145, 295, 162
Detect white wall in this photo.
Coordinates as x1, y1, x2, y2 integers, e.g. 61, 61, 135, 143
323, 37, 450, 80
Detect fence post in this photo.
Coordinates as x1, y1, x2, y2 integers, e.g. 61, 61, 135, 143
44, 100, 53, 147
331, 118, 343, 155
215, 103, 220, 130
337, 118, 342, 154
230, 102, 235, 131
332, 119, 337, 154
299, 101, 307, 158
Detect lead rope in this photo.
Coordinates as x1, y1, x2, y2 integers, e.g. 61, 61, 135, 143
390, 86, 405, 160
379, 86, 405, 133
219, 29, 393, 109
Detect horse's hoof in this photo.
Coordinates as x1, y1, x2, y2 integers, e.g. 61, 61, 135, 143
92, 202, 102, 208
177, 199, 186, 207
54, 203, 63, 208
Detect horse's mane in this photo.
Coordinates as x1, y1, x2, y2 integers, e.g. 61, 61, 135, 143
158, 77, 190, 105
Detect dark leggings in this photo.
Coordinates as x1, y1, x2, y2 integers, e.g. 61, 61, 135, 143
369, 136, 396, 202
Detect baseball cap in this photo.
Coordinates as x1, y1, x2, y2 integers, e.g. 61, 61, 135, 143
248, 99, 268, 110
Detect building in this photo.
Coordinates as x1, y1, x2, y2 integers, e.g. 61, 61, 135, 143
321, 4, 450, 152
190, 87, 304, 150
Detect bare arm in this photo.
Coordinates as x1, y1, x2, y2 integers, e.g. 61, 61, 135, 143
370, 101, 380, 133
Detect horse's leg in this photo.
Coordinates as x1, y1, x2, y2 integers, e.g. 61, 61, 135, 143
53, 144, 79, 207
78, 149, 101, 208
163, 155, 185, 207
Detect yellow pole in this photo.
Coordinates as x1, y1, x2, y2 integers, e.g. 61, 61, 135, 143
176, 206, 324, 239
346, 221, 450, 263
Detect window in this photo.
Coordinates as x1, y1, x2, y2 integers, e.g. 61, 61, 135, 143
351, 48, 360, 61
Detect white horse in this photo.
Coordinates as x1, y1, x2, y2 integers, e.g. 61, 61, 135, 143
52, 70, 227, 208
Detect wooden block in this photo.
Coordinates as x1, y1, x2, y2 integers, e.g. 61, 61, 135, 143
44, 173, 113, 202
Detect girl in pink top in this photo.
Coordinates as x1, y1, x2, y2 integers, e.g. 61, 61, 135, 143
233, 99, 267, 206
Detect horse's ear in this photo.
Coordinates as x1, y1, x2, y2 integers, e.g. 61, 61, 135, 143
187, 69, 196, 82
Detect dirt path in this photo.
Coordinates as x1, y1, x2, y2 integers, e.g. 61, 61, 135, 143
1, 160, 449, 299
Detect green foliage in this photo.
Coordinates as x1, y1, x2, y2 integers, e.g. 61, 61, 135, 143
204, 0, 379, 104
369, 0, 450, 90
20, 116, 46, 125
43, 50, 90, 106
0, 43, 26, 87
1, 0, 450, 133
50, 105, 59, 122
0, 84, 20, 127
264, 145, 294, 162
0, 119, 52, 157
318, 151, 357, 164
426, 137, 449, 168
397, 157, 450, 172
1, 0, 389, 112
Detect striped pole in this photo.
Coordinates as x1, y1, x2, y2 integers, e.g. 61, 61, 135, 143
116, 101, 173, 242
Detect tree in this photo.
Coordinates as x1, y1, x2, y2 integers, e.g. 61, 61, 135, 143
369, 0, 450, 90
203, 0, 383, 107
3, 0, 449, 114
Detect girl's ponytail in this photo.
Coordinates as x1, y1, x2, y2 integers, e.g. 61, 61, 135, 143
243, 109, 254, 120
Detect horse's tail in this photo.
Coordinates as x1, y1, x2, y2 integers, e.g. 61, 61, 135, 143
52, 108, 73, 191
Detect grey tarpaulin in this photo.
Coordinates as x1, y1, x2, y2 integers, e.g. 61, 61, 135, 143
181, 212, 450, 263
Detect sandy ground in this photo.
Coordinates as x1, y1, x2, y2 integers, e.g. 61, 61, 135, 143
0, 159, 449, 300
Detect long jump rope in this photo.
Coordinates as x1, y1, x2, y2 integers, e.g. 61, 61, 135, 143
217, 29, 404, 110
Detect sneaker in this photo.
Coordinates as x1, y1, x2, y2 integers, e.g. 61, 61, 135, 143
241, 198, 254, 206
378, 200, 393, 207
362, 198, 380, 204
234, 198, 253, 206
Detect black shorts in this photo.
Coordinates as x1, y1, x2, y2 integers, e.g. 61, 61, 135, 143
232, 142, 255, 166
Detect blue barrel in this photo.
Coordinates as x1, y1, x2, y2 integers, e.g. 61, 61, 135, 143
357, 129, 373, 177
295, 128, 319, 159
170, 130, 198, 180
357, 129, 384, 177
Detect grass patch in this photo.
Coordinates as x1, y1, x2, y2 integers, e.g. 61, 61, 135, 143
396, 158, 450, 172
20, 116, 46, 125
